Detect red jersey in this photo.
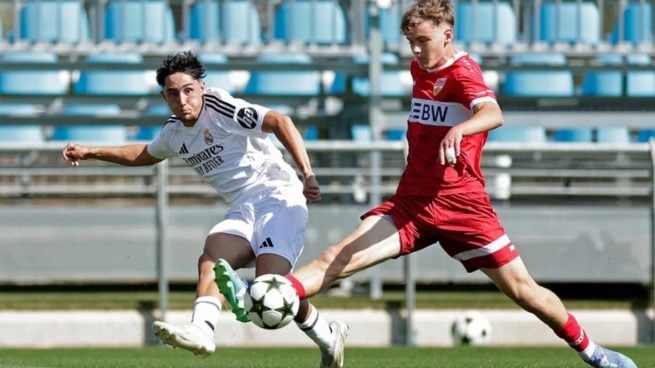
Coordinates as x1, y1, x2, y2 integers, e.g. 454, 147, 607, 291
396, 52, 497, 196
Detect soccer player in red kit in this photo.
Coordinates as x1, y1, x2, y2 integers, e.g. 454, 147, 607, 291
217, 1, 638, 367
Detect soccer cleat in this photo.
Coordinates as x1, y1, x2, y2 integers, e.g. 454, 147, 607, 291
584, 345, 638, 368
214, 258, 250, 322
153, 321, 215, 357
319, 321, 349, 368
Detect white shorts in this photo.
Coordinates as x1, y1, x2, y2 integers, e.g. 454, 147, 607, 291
208, 188, 308, 267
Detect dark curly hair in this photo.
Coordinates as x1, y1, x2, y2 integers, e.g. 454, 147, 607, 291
401, 0, 455, 35
155, 51, 207, 87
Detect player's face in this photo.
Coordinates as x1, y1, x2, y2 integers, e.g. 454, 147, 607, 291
405, 20, 454, 70
161, 72, 205, 126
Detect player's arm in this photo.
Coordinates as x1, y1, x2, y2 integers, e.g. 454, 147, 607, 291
439, 101, 503, 165
62, 143, 163, 167
261, 110, 321, 203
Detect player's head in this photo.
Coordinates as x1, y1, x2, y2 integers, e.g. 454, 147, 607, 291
401, 0, 455, 70
156, 51, 206, 125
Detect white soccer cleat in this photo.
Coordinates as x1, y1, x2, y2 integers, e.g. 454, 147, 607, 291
153, 321, 216, 357
319, 320, 349, 368
584, 345, 638, 368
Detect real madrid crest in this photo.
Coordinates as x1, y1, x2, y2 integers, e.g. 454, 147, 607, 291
433, 77, 447, 96
204, 129, 214, 145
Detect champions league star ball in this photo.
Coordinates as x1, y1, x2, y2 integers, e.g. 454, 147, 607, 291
245, 274, 300, 330
451, 310, 493, 346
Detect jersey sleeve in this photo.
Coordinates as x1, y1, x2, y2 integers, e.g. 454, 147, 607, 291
454, 60, 497, 110
206, 88, 270, 135
146, 124, 176, 159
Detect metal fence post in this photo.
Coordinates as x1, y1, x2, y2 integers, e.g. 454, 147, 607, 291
649, 137, 655, 344
156, 160, 170, 321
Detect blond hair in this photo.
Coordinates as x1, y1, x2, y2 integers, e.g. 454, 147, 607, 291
400, 0, 455, 35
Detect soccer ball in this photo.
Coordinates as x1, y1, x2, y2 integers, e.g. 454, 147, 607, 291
245, 274, 300, 330
450, 310, 492, 346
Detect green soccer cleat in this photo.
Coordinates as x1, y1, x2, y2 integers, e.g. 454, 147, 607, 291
214, 258, 250, 322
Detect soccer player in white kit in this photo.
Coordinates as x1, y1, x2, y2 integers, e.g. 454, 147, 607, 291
62, 51, 348, 368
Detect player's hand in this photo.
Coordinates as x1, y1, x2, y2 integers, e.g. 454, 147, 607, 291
302, 174, 321, 203
62, 143, 88, 167
439, 127, 463, 166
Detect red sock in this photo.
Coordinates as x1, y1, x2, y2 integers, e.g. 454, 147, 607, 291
285, 274, 307, 300
554, 313, 590, 351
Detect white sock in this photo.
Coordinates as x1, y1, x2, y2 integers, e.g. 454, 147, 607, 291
578, 340, 598, 361
296, 305, 333, 350
191, 296, 221, 338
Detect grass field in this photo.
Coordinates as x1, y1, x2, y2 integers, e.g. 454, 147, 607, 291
0, 346, 651, 368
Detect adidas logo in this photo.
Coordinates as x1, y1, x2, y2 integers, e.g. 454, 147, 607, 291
178, 143, 189, 155
259, 237, 274, 249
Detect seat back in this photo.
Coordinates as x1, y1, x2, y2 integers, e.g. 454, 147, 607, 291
596, 127, 631, 143
104, 0, 175, 43
190, 0, 261, 44
455, 1, 516, 45
626, 53, 655, 97
0, 104, 44, 143
488, 126, 547, 142
610, 2, 653, 44
580, 53, 623, 97
52, 104, 126, 143
537, 1, 599, 45
243, 53, 320, 96
19, 0, 90, 43
0, 52, 69, 95
74, 52, 151, 95
503, 53, 574, 97
273, 0, 347, 45
553, 128, 593, 142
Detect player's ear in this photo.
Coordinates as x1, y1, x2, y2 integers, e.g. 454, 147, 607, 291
444, 27, 453, 45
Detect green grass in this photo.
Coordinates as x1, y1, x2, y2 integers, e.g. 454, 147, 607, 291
0, 289, 645, 310
0, 346, 651, 368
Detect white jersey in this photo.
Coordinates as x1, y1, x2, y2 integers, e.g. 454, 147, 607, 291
147, 87, 303, 205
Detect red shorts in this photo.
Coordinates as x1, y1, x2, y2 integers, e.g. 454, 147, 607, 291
361, 192, 519, 272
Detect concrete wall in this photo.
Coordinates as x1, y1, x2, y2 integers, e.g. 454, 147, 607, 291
0, 204, 650, 285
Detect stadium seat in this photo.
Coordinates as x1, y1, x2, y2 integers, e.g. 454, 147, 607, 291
580, 53, 623, 97
503, 53, 574, 97
0, 104, 44, 143
625, 53, 655, 97
273, 0, 347, 45
243, 53, 321, 96
332, 53, 410, 97
384, 128, 407, 141
553, 128, 593, 142
455, 1, 516, 45
537, 1, 600, 45
596, 127, 631, 143
189, 0, 261, 44
198, 53, 238, 94
74, 52, 151, 95
52, 104, 126, 143
104, 0, 175, 44
636, 129, 655, 143
610, 1, 652, 44
350, 124, 372, 141
0, 52, 69, 95
302, 125, 319, 140
18, 0, 90, 43
488, 126, 547, 142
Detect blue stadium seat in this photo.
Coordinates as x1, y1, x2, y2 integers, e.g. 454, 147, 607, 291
243, 53, 321, 96
350, 124, 372, 141
503, 53, 574, 97
0, 52, 69, 95
455, 1, 516, 45
0, 104, 44, 143
302, 125, 319, 140
52, 104, 126, 143
636, 129, 655, 143
596, 127, 631, 143
384, 128, 406, 141
610, 1, 652, 44
553, 128, 593, 142
104, 0, 175, 44
198, 53, 238, 94
537, 1, 600, 45
332, 53, 409, 97
488, 126, 547, 142
580, 53, 623, 97
74, 52, 151, 95
19, 0, 90, 43
189, 0, 261, 44
625, 53, 655, 97
273, 0, 347, 45
131, 104, 170, 141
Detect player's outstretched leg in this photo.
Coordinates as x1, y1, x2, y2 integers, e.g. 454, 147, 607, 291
153, 321, 215, 357
584, 345, 638, 368
214, 258, 250, 322
319, 321, 349, 368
